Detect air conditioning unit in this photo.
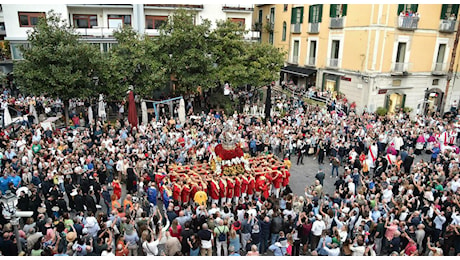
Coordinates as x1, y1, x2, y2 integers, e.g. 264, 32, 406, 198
266, 15, 270, 20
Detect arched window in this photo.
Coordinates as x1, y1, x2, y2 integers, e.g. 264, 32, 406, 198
282, 21, 286, 41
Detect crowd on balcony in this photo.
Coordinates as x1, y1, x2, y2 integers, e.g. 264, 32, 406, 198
398, 10, 420, 29
0, 85, 459, 256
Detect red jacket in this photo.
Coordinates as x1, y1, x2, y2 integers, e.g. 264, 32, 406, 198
241, 176, 249, 194
226, 179, 234, 198
209, 180, 220, 200
282, 170, 290, 187
172, 183, 181, 201
219, 179, 227, 198
247, 176, 255, 195
272, 171, 283, 189
234, 177, 241, 197
181, 184, 191, 203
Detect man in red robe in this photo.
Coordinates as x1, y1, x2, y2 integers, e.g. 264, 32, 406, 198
226, 177, 234, 204
233, 176, 241, 204
219, 178, 227, 206
282, 169, 290, 193
272, 170, 283, 198
181, 182, 191, 205
241, 174, 249, 199
247, 174, 255, 200
209, 178, 220, 205
172, 182, 181, 203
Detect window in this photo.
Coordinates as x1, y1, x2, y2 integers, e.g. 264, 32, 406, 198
392, 79, 402, 86
11, 43, 28, 60
108, 15, 131, 28
284, 4, 288, 12
18, 12, 45, 27
433, 79, 439, 85
331, 40, 340, 59
309, 5, 323, 23
308, 40, 317, 65
436, 44, 446, 63
282, 22, 286, 41
229, 18, 245, 27
397, 4, 418, 15
291, 7, 304, 24
270, 7, 275, 22
292, 40, 299, 63
73, 14, 97, 28
269, 32, 274, 45
330, 4, 348, 17
440, 4, 459, 19
258, 10, 263, 24
396, 42, 406, 63
145, 16, 168, 29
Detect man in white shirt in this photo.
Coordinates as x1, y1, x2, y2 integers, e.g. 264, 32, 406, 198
311, 215, 326, 249
143, 227, 162, 256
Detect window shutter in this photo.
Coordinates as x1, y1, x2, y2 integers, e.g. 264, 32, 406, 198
300, 7, 304, 23
343, 4, 348, 16
397, 4, 404, 15
412, 4, 418, 12
291, 7, 296, 24
453, 4, 460, 17
319, 4, 323, 22
402, 94, 406, 108
330, 4, 337, 17
309, 6, 313, 23
440, 4, 448, 19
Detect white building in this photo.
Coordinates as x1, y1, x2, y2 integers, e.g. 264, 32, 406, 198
2, 4, 259, 60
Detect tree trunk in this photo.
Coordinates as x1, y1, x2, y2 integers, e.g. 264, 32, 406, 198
64, 99, 69, 127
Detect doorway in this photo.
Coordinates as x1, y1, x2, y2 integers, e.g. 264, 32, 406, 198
386, 93, 405, 114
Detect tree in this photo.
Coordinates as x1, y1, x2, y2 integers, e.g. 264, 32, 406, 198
109, 26, 166, 98
13, 11, 108, 125
243, 42, 286, 88
157, 9, 216, 93
211, 20, 249, 88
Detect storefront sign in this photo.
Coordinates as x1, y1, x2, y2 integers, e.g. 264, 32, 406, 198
378, 89, 387, 94
340, 76, 351, 81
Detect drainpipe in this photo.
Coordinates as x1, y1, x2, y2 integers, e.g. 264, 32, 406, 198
441, 19, 460, 114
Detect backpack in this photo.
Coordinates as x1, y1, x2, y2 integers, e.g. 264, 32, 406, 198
217, 226, 226, 242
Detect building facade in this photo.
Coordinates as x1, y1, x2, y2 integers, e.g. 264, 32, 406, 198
254, 4, 460, 114
1, 4, 259, 72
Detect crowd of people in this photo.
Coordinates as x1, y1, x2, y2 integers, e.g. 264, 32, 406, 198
0, 87, 459, 256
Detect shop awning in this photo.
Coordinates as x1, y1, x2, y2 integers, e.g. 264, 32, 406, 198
281, 66, 316, 77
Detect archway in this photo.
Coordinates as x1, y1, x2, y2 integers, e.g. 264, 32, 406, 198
424, 88, 443, 115
385, 92, 406, 114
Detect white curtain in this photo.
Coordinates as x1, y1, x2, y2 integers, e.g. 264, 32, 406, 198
179, 98, 186, 124
141, 101, 148, 125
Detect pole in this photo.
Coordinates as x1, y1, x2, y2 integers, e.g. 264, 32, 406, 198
441, 19, 460, 114
264, 84, 272, 124
12, 217, 22, 254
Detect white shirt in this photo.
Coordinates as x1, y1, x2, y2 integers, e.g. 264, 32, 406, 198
143, 239, 160, 256
311, 220, 325, 236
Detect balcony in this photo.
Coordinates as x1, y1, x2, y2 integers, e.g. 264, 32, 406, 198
289, 55, 299, 64
391, 62, 411, 74
307, 57, 316, 66
243, 30, 260, 41
222, 5, 254, 12
309, 22, 319, 34
432, 62, 447, 75
329, 17, 344, 29
397, 16, 419, 30
144, 4, 204, 10
291, 23, 302, 34
328, 58, 340, 68
439, 19, 456, 33
75, 27, 118, 38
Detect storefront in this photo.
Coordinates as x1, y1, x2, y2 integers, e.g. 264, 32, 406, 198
280, 65, 316, 89
384, 91, 406, 114
322, 73, 341, 97
424, 88, 444, 115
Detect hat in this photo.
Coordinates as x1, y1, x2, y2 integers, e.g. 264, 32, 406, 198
66, 232, 77, 242
37, 207, 46, 214
232, 221, 241, 231
316, 214, 323, 220
52, 206, 60, 212
125, 224, 135, 235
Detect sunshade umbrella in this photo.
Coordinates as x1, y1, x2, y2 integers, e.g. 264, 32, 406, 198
141, 101, 148, 125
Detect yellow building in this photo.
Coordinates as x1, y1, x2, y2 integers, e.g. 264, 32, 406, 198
254, 4, 460, 114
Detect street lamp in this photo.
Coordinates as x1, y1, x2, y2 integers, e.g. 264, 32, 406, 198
0, 190, 22, 254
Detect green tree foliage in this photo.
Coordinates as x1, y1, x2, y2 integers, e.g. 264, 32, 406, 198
244, 42, 286, 88
109, 26, 166, 98
13, 11, 108, 125
157, 9, 216, 93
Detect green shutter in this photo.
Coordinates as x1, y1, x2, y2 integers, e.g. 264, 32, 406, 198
412, 4, 418, 12
441, 4, 448, 19
397, 4, 404, 15
309, 6, 313, 23
402, 94, 406, 108
453, 5, 460, 17
330, 4, 337, 17
300, 7, 304, 23
319, 4, 323, 23
291, 7, 296, 24
343, 4, 348, 16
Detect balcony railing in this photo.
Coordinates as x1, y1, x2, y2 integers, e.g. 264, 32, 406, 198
289, 55, 299, 64
222, 5, 254, 12
291, 23, 302, 33
330, 17, 344, 29
75, 27, 118, 37
328, 58, 340, 68
309, 22, 319, 33
307, 57, 316, 66
243, 31, 260, 41
439, 19, 456, 33
392, 62, 411, 72
397, 16, 419, 30
433, 62, 447, 74
144, 4, 204, 10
